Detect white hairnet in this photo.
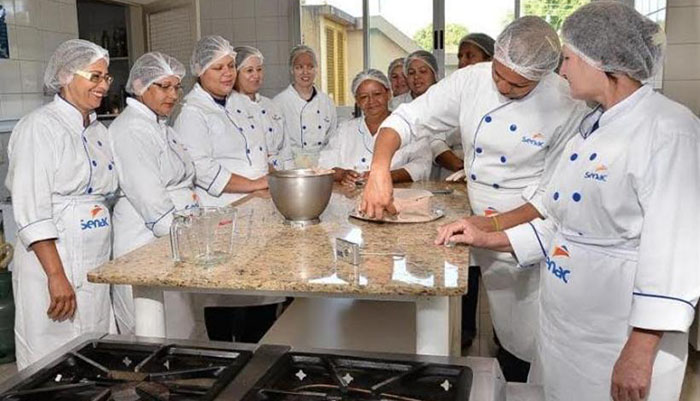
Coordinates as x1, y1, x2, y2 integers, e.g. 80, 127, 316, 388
404, 50, 438, 80
351, 69, 391, 96
494, 16, 561, 81
561, 2, 665, 82
44, 39, 109, 94
459, 33, 496, 58
288, 44, 318, 68
190, 35, 236, 77
126, 52, 186, 96
387, 57, 404, 77
234, 46, 264, 70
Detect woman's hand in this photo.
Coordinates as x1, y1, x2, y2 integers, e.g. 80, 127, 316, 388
435, 218, 488, 247
46, 272, 76, 321
339, 170, 362, 187
611, 329, 661, 401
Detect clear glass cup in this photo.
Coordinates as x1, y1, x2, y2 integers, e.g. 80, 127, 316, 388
170, 206, 237, 267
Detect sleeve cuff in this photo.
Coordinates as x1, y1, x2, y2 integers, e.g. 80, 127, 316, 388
629, 293, 697, 332
379, 114, 412, 147
18, 219, 59, 249
151, 210, 175, 238
430, 139, 451, 160
207, 168, 230, 197
402, 164, 424, 182
504, 222, 547, 266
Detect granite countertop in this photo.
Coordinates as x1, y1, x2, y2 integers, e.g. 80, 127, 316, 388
88, 182, 471, 297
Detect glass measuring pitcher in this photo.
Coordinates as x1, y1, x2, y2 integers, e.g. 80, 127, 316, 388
169, 206, 237, 267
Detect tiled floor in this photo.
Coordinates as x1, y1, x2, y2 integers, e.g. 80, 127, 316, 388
0, 291, 699, 400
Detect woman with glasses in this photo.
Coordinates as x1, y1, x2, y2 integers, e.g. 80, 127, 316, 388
6, 39, 118, 368
108, 52, 198, 335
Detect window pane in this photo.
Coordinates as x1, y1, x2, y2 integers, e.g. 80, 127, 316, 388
301, 0, 363, 106
520, 0, 590, 32
368, 0, 432, 74
445, 0, 514, 76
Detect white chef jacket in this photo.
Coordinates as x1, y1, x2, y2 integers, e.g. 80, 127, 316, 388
388, 92, 412, 111
229, 91, 291, 169
272, 84, 337, 156
381, 62, 587, 362
6, 95, 118, 368
318, 116, 432, 181
174, 84, 269, 207
505, 85, 700, 400
388, 88, 463, 179
108, 98, 199, 335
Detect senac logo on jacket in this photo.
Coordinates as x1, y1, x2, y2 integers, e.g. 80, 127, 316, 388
546, 245, 571, 283
81, 205, 109, 230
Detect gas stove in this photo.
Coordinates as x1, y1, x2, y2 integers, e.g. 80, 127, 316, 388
0, 337, 253, 400
0, 334, 508, 401
239, 351, 472, 401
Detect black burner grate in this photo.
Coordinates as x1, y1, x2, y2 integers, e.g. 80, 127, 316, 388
242, 353, 472, 401
0, 341, 252, 401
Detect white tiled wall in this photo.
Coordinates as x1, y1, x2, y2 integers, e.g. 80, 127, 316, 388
0, 0, 78, 122
662, 0, 700, 115
199, 0, 295, 98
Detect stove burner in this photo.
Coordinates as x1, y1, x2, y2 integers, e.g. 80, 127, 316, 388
242, 353, 472, 401
0, 341, 252, 401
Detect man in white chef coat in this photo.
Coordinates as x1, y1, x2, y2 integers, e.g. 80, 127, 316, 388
360, 16, 589, 381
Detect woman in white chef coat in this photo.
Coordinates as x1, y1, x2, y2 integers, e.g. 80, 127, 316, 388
229, 46, 290, 169
6, 39, 118, 369
360, 17, 588, 381
200, 45, 286, 343
174, 36, 269, 208
388, 50, 438, 111
273, 45, 337, 166
435, 3, 700, 400
387, 57, 408, 98
318, 69, 431, 186
175, 37, 282, 343
109, 52, 197, 335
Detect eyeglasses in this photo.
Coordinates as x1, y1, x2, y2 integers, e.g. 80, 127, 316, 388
152, 82, 183, 94
74, 70, 114, 85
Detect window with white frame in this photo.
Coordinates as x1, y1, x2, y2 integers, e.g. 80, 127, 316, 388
300, 0, 606, 104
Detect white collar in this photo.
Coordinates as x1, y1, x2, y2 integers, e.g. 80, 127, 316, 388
578, 85, 652, 138
598, 85, 652, 126
126, 97, 160, 123
53, 94, 97, 129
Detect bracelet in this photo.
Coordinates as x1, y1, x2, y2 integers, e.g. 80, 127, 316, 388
490, 215, 501, 232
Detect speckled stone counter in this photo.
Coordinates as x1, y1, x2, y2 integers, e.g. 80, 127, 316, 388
88, 182, 471, 297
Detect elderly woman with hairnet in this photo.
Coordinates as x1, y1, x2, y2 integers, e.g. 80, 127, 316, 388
229, 46, 290, 169
318, 69, 431, 186
108, 52, 198, 336
361, 17, 589, 381
5, 39, 118, 368
436, 3, 700, 400
273, 45, 337, 167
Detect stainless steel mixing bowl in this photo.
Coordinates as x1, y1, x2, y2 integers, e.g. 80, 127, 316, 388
268, 169, 334, 226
